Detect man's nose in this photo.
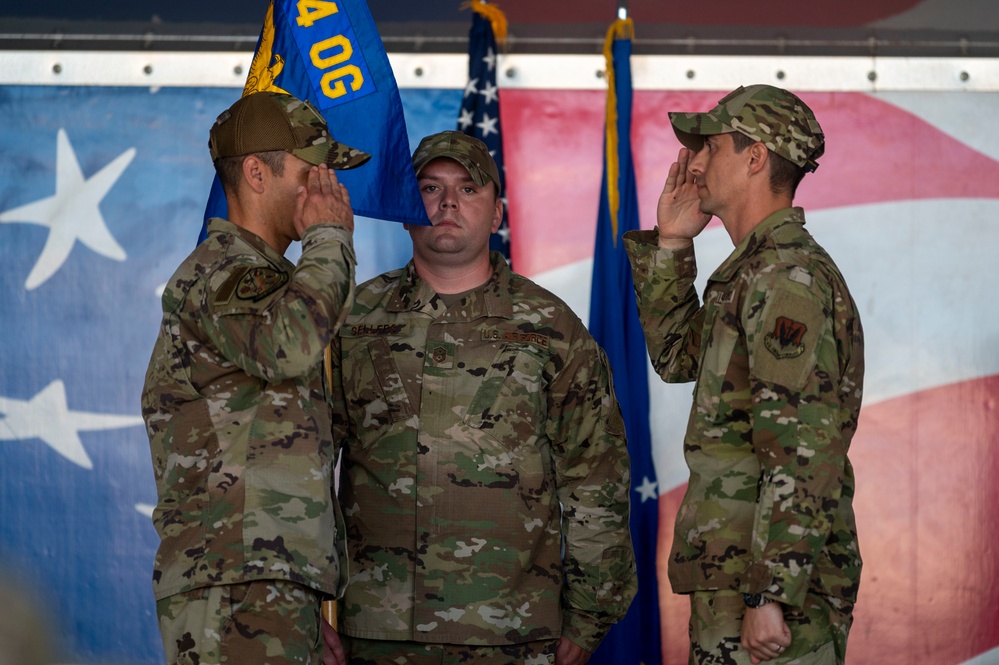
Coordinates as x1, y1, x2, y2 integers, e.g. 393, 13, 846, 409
439, 187, 457, 208
688, 147, 708, 174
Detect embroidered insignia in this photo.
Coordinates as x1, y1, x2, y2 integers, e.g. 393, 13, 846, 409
235, 267, 288, 302
347, 323, 407, 336
432, 346, 448, 364
764, 316, 807, 359
480, 328, 550, 349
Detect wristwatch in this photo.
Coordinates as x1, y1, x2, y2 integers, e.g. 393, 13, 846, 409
742, 593, 773, 608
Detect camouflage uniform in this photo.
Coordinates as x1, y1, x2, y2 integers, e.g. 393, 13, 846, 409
142, 217, 354, 662
624, 207, 864, 664
327, 252, 637, 654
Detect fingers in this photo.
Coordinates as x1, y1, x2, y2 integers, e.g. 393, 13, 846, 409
663, 160, 680, 194
745, 639, 790, 662
300, 164, 354, 233
675, 148, 689, 187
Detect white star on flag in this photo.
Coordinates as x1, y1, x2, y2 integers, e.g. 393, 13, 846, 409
483, 47, 496, 72
635, 476, 659, 503
458, 108, 475, 130
0, 129, 135, 290
463, 77, 480, 98
0, 379, 144, 470
479, 81, 499, 105
475, 113, 499, 138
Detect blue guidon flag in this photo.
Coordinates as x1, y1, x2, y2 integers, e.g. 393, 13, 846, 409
200, 0, 428, 242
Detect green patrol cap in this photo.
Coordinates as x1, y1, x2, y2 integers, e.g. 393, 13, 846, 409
209, 91, 371, 170
669, 84, 825, 172
412, 130, 502, 193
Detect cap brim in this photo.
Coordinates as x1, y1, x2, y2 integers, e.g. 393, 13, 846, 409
414, 153, 496, 190
293, 140, 371, 170
668, 111, 735, 152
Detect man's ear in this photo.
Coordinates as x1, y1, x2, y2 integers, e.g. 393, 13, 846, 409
242, 155, 267, 194
747, 142, 770, 177
491, 191, 504, 234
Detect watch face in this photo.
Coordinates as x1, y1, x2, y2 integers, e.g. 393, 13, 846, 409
743, 593, 769, 608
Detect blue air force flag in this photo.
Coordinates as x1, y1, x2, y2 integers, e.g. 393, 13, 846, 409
587, 18, 663, 665
201, 0, 428, 242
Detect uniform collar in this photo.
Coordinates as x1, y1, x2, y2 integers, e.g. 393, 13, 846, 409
709, 207, 806, 284
387, 252, 515, 320
206, 217, 293, 270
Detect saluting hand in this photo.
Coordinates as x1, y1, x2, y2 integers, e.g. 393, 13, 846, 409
296, 163, 354, 236
656, 148, 711, 248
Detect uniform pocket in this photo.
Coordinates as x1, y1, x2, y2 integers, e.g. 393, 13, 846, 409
693, 318, 740, 421
464, 343, 547, 450
341, 337, 415, 439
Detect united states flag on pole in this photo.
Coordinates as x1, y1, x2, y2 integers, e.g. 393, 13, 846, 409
458, 0, 511, 262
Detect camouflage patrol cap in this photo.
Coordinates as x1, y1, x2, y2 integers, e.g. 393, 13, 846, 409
412, 130, 502, 193
209, 91, 371, 170
669, 84, 825, 172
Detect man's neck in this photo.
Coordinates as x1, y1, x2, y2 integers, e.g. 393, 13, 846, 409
229, 207, 292, 256
723, 194, 793, 246
412, 254, 494, 294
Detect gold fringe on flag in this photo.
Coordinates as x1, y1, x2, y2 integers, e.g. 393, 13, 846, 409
603, 17, 634, 244
461, 0, 508, 47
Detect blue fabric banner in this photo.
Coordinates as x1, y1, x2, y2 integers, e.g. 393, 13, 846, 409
201, 0, 428, 242
587, 20, 663, 665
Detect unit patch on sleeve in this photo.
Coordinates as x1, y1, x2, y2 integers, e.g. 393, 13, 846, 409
236, 266, 289, 302
753, 286, 825, 390
765, 316, 807, 360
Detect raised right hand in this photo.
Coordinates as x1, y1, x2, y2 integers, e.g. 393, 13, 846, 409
656, 148, 711, 248
296, 163, 354, 236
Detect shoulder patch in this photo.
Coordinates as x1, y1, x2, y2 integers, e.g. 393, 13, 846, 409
236, 266, 289, 302
764, 316, 807, 359
753, 288, 825, 390
214, 265, 251, 305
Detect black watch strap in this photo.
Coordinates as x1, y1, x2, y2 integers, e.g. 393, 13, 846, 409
742, 593, 772, 608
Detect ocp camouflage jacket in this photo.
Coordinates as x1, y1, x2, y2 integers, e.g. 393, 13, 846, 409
142, 218, 353, 600
328, 253, 637, 651
624, 207, 863, 610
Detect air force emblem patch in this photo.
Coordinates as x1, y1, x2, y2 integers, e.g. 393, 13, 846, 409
236, 266, 289, 301
765, 316, 807, 359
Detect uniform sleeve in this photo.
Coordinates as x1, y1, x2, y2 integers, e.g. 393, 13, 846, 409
547, 326, 637, 652
740, 268, 850, 608
200, 224, 355, 382
623, 229, 703, 384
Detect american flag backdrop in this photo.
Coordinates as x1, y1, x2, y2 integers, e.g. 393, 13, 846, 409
2, 59, 999, 665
